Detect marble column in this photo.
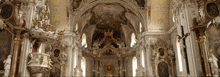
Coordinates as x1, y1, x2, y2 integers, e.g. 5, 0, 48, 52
93, 58, 96, 77
10, 1, 27, 76
122, 57, 125, 77
97, 59, 100, 77
18, 33, 31, 77
118, 59, 120, 76
62, 32, 74, 76
198, 35, 211, 76
10, 30, 22, 77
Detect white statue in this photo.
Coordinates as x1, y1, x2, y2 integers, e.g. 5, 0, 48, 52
208, 53, 219, 76
3, 55, 11, 77
18, 10, 23, 20
0, 20, 6, 29
32, 0, 50, 30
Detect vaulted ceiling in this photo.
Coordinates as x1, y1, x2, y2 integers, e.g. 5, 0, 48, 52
73, 0, 145, 48
69, 0, 173, 48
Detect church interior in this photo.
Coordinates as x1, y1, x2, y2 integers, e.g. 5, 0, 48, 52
0, 0, 219, 77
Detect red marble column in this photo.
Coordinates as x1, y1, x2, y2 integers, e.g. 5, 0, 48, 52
10, 30, 21, 77
198, 35, 211, 76
123, 57, 125, 77
98, 60, 100, 77
118, 59, 120, 77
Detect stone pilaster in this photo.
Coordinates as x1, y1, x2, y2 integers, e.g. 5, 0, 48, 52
145, 37, 153, 76
62, 32, 74, 76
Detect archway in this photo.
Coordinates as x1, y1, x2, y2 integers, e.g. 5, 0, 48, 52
158, 62, 169, 77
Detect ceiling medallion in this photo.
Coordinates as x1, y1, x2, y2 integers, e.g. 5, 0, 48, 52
0, 0, 14, 20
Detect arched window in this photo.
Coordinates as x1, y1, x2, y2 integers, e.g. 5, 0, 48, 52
172, 14, 175, 22
139, 22, 142, 32
81, 57, 86, 76
141, 50, 145, 68
158, 62, 169, 77
81, 33, 87, 48
73, 48, 78, 68
130, 33, 136, 47
176, 36, 183, 72
132, 57, 137, 76
75, 23, 78, 31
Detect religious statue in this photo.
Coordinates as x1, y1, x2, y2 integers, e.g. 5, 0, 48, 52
18, 10, 23, 20
168, 47, 175, 58
0, 19, 6, 30
3, 55, 11, 77
208, 53, 219, 76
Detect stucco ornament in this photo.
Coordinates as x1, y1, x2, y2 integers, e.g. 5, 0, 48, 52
208, 53, 219, 75
32, 0, 50, 30
0, 19, 6, 29
3, 55, 11, 77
